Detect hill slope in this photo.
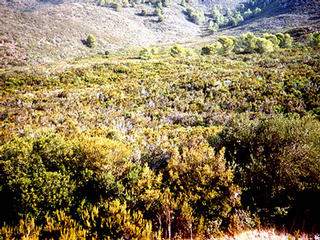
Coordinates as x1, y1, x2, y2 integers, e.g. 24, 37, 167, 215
0, 0, 319, 67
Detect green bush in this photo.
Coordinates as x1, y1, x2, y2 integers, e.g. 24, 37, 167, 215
154, 7, 162, 16
158, 14, 165, 22
112, 2, 122, 11
86, 34, 96, 48
256, 37, 274, 53
306, 31, 320, 48
201, 45, 216, 55
170, 44, 186, 57
0, 126, 241, 238
235, 32, 257, 54
138, 48, 152, 60
276, 33, 293, 48
140, 8, 147, 16
0, 134, 76, 223
253, 7, 261, 15
217, 36, 235, 55
262, 33, 280, 47
185, 7, 204, 25
211, 114, 320, 228
243, 8, 252, 18
230, 11, 244, 26
208, 20, 219, 34
212, 5, 226, 26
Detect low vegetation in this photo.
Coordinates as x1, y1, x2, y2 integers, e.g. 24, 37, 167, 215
0, 32, 319, 239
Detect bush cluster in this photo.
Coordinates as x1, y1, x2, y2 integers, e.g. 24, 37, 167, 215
0, 36, 319, 237
185, 7, 205, 25
202, 32, 293, 55
211, 114, 320, 230
0, 127, 239, 239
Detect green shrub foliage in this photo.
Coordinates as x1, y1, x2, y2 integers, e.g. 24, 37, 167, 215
185, 7, 204, 24
0, 32, 319, 237
276, 33, 293, 48
0, 127, 239, 238
307, 31, 320, 48
211, 114, 320, 230
86, 34, 97, 48
217, 36, 235, 55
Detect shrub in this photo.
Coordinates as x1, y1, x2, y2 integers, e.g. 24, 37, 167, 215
201, 45, 216, 55
112, 2, 122, 11
104, 50, 110, 58
208, 20, 219, 34
276, 33, 293, 48
243, 8, 252, 18
235, 32, 257, 54
158, 14, 165, 22
170, 44, 186, 57
140, 8, 147, 16
226, 8, 232, 17
253, 7, 261, 15
185, 7, 204, 25
154, 7, 162, 16
306, 31, 320, 48
139, 47, 152, 60
262, 33, 280, 48
212, 6, 225, 26
231, 11, 244, 26
0, 134, 76, 223
162, 0, 169, 7
86, 34, 96, 48
256, 37, 274, 53
122, 0, 130, 7
211, 114, 320, 229
134, 126, 240, 238
217, 36, 235, 55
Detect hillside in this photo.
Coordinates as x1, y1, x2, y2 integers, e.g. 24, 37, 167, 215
1, 0, 320, 67
0, 39, 319, 238
1, 0, 320, 238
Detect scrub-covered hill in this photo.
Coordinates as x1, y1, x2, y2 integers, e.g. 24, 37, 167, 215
1, 0, 319, 67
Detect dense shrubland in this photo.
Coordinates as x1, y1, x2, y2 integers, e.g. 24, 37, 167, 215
0, 35, 319, 238
201, 32, 293, 56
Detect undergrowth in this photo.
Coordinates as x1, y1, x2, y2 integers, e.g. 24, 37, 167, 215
0, 40, 319, 239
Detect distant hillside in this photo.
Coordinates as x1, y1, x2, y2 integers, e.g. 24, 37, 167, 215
0, 0, 319, 67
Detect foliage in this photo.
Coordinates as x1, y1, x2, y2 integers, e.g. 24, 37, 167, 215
253, 7, 261, 15
201, 45, 216, 55
230, 11, 244, 27
0, 35, 320, 237
185, 7, 204, 25
139, 47, 153, 60
0, 126, 239, 238
212, 5, 226, 26
217, 36, 235, 55
262, 33, 280, 48
86, 34, 96, 48
211, 114, 320, 230
112, 2, 122, 11
208, 20, 219, 34
256, 37, 274, 53
276, 33, 293, 48
243, 8, 253, 18
235, 32, 257, 54
158, 14, 165, 22
170, 44, 186, 57
140, 8, 147, 16
154, 7, 163, 17
306, 31, 320, 48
